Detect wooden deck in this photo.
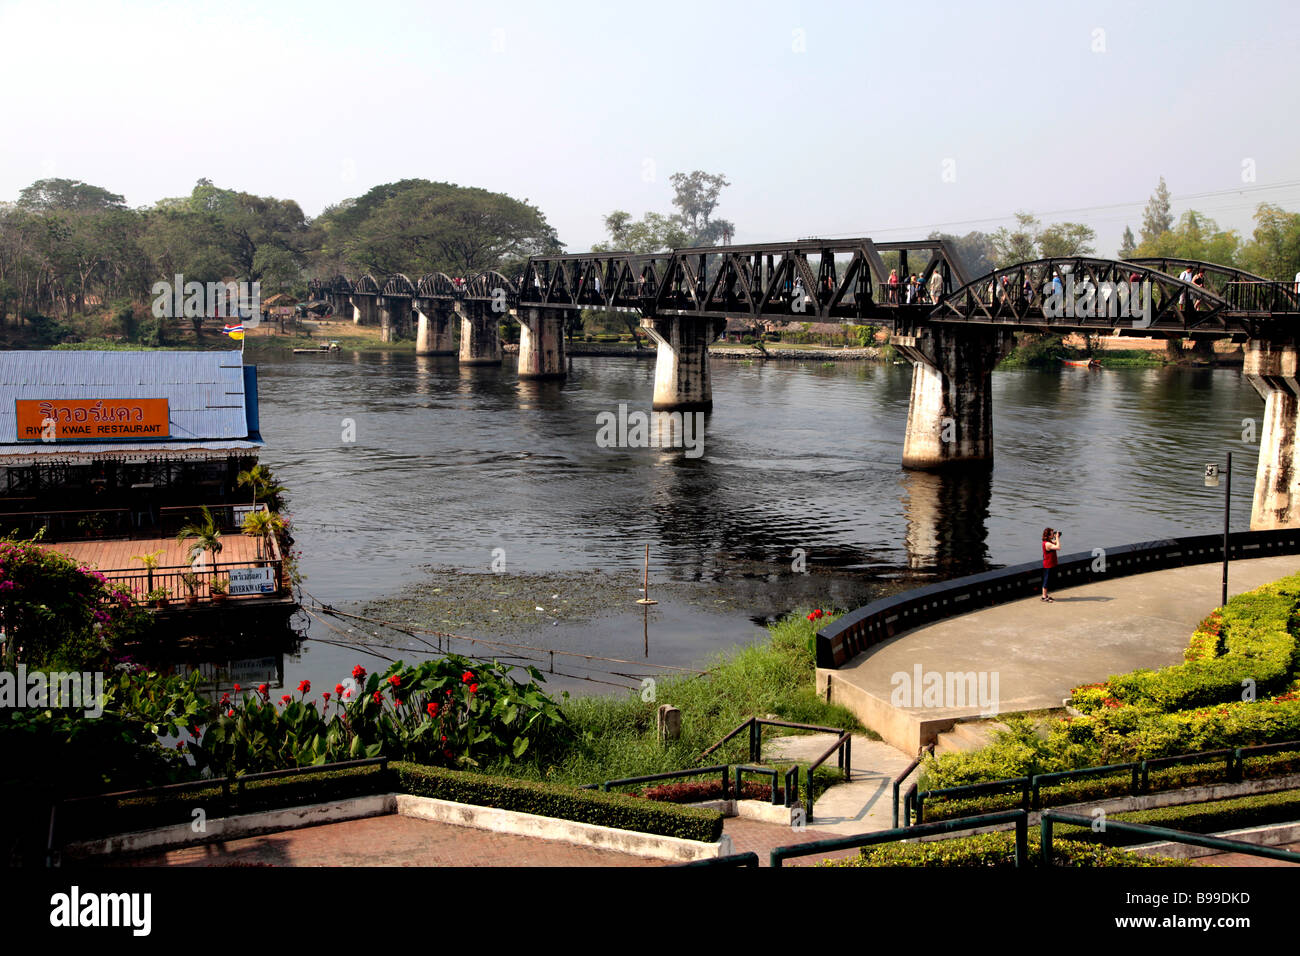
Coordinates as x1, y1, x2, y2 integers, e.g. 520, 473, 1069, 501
45, 534, 261, 571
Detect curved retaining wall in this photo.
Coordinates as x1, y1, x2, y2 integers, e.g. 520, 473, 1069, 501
817, 529, 1300, 669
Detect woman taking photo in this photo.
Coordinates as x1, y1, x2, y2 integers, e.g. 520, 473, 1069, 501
1042, 527, 1061, 602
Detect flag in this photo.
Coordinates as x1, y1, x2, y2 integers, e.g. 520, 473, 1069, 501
222, 324, 245, 341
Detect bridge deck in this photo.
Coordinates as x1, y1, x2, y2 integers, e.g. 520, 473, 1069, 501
821, 555, 1300, 752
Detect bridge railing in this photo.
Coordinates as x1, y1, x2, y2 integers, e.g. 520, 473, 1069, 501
1224, 281, 1300, 313
816, 528, 1300, 669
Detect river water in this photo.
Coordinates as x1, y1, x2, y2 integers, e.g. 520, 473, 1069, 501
211, 352, 1263, 696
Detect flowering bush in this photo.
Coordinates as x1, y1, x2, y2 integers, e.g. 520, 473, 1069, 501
0, 537, 151, 669
193, 655, 570, 775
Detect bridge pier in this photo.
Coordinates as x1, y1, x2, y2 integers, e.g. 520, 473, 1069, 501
415, 302, 457, 355
895, 327, 1014, 470
641, 315, 725, 411
350, 295, 380, 327
1245, 339, 1300, 529
517, 307, 567, 379
378, 296, 410, 343
457, 302, 503, 365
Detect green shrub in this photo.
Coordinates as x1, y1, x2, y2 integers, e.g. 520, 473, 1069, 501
818, 830, 1186, 867
57, 764, 391, 843
1051, 787, 1300, 847
393, 761, 723, 842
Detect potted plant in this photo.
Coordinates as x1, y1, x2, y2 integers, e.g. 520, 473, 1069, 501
133, 549, 165, 594
181, 572, 200, 607
209, 577, 229, 604
146, 586, 171, 609
177, 507, 224, 572
241, 507, 285, 561
77, 512, 108, 538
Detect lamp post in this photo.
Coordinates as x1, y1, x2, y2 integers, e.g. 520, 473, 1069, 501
1204, 451, 1232, 607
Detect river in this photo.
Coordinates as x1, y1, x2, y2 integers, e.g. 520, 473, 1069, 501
204, 352, 1263, 697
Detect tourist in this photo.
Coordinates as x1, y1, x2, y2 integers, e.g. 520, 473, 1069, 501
928, 270, 944, 304
1041, 527, 1061, 602
888, 268, 899, 303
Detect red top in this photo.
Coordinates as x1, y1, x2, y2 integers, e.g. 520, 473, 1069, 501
1043, 541, 1057, 568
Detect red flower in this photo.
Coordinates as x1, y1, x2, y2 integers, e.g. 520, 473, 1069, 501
469, 683, 478, 694
227, 709, 235, 718
443, 748, 453, 759
441, 735, 447, 742
176, 741, 185, 750
345, 689, 353, 699
461, 671, 474, 683
298, 679, 311, 695
258, 683, 268, 696
352, 665, 367, 680
335, 683, 345, 697
221, 692, 230, 702
323, 692, 331, 702
233, 683, 240, 692
388, 675, 401, 688
426, 702, 439, 717
372, 690, 384, 704
192, 726, 202, 738
280, 695, 291, 705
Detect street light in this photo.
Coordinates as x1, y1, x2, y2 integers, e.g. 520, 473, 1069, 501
1204, 452, 1232, 607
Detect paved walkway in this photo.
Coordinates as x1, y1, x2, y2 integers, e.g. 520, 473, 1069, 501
765, 733, 915, 834
833, 555, 1300, 719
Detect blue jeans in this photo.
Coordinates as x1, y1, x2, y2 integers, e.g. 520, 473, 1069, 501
1042, 567, 1052, 591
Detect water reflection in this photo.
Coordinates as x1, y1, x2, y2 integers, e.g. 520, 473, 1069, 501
900, 468, 993, 574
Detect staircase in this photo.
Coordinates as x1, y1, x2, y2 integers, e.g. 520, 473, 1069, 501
933, 719, 1010, 756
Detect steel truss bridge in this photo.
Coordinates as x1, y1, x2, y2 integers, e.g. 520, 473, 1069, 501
318, 240, 1300, 340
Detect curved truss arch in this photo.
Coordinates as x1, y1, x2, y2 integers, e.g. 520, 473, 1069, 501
463, 270, 517, 302
417, 273, 459, 298
327, 275, 353, 295
381, 274, 416, 297
932, 257, 1232, 336
352, 274, 381, 295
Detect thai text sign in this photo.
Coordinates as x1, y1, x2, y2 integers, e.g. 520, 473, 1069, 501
16, 399, 171, 441
228, 566, 276, 595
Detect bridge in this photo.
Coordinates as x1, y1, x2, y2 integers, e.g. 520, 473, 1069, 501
314, 238, 1300, 532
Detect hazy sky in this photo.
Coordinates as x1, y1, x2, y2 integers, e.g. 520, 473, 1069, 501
3, 0, 1298, 257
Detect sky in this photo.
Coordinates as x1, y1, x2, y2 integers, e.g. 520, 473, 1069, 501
2, 0, 1298, 257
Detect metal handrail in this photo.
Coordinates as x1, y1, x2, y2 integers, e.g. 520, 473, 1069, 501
672, 852, 760, 868
805, 732, 852, 822
771, 809, 1029, 868
1040, 809, 1300, 864
892, 744, 934, 828
599, 765, 731, 797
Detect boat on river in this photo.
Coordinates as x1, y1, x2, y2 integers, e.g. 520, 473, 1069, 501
293, 341, 341, 354
1062, 358, 1102, 369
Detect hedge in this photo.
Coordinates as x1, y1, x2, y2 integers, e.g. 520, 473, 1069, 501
393, 761, 724, 843
919, 748, 1300, 823
818, 831, 1186, 867
58, 764, 391, 843
1074, 574, 1300, 714
1051, 787, 1300, 847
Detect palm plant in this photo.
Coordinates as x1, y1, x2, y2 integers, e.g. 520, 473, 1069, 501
241, 507, 285, 561
176, 507, 223, 571
236, 464, 286, 510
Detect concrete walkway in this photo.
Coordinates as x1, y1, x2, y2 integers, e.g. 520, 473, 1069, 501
831, 555, 1300, 732
764, 733, 916, 834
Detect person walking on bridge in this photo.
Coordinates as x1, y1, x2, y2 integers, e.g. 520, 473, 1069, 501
1042, 527, 1061, 602
928, 270, 943, 304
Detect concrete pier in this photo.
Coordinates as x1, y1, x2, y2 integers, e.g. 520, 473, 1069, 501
415, 302, 457, 355
457, 302, 503, 366
350, 295, 380, 327
517, 307, 567, 379
895, 327, 1013, 469
642, 315, 725, 411
1245, 338, 1300, 530
377, 295, 410, 343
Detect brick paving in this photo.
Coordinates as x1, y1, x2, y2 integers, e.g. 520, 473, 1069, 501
102, 814, 659, 867
1190, 840, 1300, 867
721, 817, 863, 867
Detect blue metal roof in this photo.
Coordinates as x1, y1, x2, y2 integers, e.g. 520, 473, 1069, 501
0, 348, 261, 457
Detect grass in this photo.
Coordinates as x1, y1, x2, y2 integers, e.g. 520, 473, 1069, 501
491, 609, 872, 789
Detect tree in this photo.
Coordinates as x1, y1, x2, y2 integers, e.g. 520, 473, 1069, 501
928, 231, 996, 280
990, 213, 1040, 267
1037, 222, 1096, 258
669, 171, 734, 245
1140, 177, 1174, 244
1118, 226, 1137, 259
176, 508, 224, 571
17, 178, 125, 213
1239, 203, 1300, 281
593, 210, 689, 254
1132, 210, 1240, 265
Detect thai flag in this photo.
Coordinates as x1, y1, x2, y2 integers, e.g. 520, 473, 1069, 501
222, 324, 245, 340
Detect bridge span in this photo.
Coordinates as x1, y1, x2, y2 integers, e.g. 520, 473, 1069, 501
316, 238, 1300, 532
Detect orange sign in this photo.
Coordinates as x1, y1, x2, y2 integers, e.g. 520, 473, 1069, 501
16, 399, 171, 442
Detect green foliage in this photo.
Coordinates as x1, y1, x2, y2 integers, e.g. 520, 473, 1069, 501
999, 333, 1068, 368
487, 609, 867, 789
393, 760, 724, 843
175, 507, 223, 567
819, 830, 1186, 867
0, 537, 150, 669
